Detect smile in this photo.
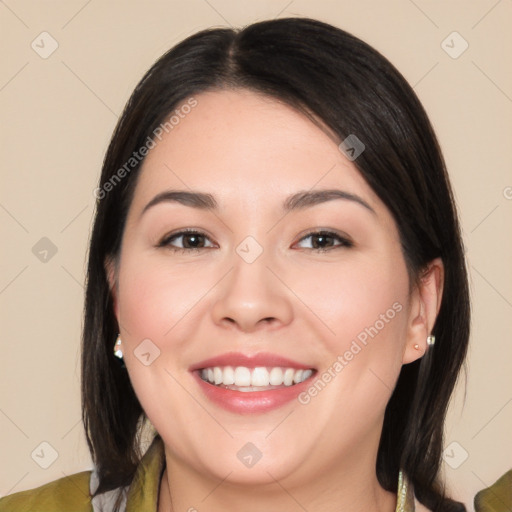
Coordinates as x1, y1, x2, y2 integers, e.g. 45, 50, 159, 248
189, 351, 317, 413
199, 365, 314, 391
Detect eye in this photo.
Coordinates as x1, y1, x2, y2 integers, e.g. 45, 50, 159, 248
294, 230, 353, 251
158, 229, 215, 252
157, 229, 352, 253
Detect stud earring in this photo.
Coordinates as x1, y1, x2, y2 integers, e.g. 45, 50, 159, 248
413, 343, 420, 350
114, 335, 123, 359
427, 335, 436, 346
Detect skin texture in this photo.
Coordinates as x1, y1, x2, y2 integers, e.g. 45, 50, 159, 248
107, 89, 443, 512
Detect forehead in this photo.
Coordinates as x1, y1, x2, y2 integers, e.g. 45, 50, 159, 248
132, 88, 382, 215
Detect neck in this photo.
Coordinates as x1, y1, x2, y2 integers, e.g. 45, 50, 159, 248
158, 450, 397, 512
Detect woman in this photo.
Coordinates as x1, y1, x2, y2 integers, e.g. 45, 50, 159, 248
0, 17, 470, 512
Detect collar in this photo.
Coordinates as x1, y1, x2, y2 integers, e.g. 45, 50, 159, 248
90, 436, 166, 512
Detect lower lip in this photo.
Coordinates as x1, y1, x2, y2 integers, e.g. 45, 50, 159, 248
191, 370, 316, 414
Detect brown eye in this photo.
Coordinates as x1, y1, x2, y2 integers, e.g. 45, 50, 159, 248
159, 230, 214, 252
295, 230, 353, 251
180, 233, 206, 248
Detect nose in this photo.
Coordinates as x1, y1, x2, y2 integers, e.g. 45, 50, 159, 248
210, 250, 294, 333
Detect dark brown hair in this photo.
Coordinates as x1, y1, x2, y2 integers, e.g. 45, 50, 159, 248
83, 17, 469, 511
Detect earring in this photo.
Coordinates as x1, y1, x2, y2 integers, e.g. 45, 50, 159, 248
413, 343, 420, 350
427, 335, 436, 346
114, 335, 123, 359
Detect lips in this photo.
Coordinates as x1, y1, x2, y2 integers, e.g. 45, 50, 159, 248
189, 351, 317, 414
189, 351, 315, 372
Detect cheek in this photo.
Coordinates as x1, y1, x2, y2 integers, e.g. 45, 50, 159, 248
115, 254, 210, 428
117, 255, 209, 342
296, 254, 410, 415
297, 255, 409, 349
293, 259, 409, 432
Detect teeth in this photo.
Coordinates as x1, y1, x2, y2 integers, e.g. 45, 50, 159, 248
251, 367, 269, 386
269, 367, 283, 386
234, 367, 251, 386
222, 366, 235, 385
283, 368, 295, 386
200, 366, 314, 388
213, 367, 223, 385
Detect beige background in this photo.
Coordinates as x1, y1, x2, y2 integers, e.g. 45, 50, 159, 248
1, 0, 511, 509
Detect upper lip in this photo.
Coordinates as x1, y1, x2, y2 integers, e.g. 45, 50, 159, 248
189, 351, 315, 371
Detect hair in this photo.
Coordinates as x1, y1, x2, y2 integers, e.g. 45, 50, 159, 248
82, 17, 469, 511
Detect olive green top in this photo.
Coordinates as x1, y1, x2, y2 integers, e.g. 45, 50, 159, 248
473, 469, 512, 512
0, 436, 450, 511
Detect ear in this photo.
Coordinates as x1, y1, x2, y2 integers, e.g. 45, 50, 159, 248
402, 257, 444, 364
105, 255, 120, 320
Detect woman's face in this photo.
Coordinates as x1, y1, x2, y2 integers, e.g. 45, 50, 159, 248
110, 89, 427, 486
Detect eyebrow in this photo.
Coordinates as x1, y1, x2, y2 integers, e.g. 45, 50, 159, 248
140, 188, 376, 217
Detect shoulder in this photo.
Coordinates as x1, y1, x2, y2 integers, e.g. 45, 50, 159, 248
474, 469, 512, 512
0, 471, 92, 512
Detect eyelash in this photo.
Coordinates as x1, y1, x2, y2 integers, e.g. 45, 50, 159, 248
157, 229, 354, 253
